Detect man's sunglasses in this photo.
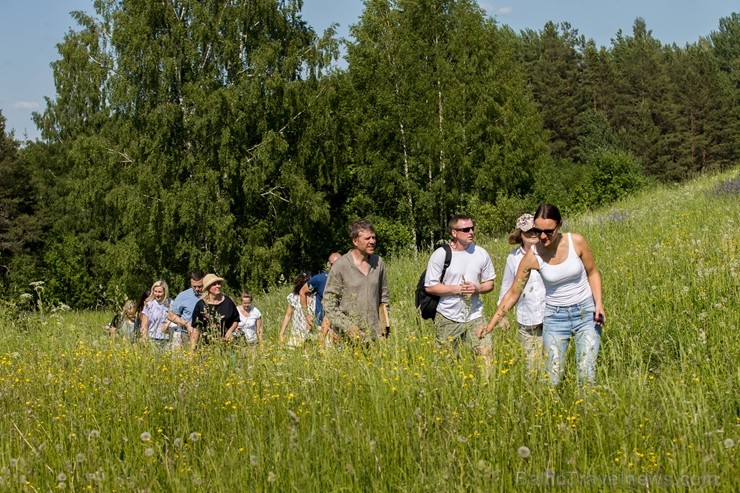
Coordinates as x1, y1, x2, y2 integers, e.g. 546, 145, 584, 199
531, 227, 557, 236
455, 226, 475, 233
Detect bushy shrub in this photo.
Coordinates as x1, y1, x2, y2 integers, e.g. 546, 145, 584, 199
467, 193, 537, 237
367, 215, 415, 258
533, 158, 596, 215
587, 148, 647, 205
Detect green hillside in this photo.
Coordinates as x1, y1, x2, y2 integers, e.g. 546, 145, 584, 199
0, 169, 738, 491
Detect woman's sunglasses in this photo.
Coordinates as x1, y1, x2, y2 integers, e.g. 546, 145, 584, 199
531, 227, 556, 237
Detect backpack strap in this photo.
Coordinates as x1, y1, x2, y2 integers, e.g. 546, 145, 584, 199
440, 244, 452, 284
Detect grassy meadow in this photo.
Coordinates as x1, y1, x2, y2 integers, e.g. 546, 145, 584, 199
1, 169, 738, 491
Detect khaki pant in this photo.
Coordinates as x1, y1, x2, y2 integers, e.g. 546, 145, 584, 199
518, 323, 543, 372
435, 315, 491, 353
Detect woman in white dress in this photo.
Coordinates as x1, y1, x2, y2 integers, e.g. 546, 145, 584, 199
279, 273, 315, 347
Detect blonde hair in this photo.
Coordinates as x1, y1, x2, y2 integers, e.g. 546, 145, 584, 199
121, 299, 136, 318
147, 280, 170, 305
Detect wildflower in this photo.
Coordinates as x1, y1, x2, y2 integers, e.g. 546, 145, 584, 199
88, 430, 100, 440
140, 432, 152, 443
173, 438, 183, 448
189, 432, 201, 442
518, 446, 531, 459
75, 453, 86, 463
267, 471, 277, 483
144, 448, 155, 457
57, 472, 67, 482
724, 438, 735, 449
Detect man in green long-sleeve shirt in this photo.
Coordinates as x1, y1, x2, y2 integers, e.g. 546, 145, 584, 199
324, 219, 390, 341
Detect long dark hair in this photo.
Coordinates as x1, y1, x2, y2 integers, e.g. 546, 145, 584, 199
135, 289, 151, 313
292, 273, 311, 295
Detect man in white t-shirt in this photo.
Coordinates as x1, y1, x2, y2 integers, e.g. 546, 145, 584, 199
424, 214, 495, 357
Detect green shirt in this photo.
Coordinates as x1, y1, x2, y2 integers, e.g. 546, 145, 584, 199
323, 251, 389, 338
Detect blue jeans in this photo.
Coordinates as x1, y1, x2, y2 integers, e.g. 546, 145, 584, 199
543, 299, 601, 386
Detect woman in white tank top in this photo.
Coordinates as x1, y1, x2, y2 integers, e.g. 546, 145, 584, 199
479, 204, 605, 386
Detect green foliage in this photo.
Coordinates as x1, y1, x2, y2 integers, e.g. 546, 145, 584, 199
344, 0, 549, 250
586, 148, 647, 206
6, 2, 740, 308
533, 158, 595, 216
467, 192, 536, 237
0, 112, 47, 296
518, 22, 589, 162
366, 215, 415, 258
576, 109, 620, 160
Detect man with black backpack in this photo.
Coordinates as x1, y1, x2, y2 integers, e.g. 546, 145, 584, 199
423, 214, 495, 358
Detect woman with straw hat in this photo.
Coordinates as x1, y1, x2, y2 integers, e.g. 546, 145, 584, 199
190, 273, 239, 350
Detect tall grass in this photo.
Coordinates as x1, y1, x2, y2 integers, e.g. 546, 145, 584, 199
1, 170, 738, 491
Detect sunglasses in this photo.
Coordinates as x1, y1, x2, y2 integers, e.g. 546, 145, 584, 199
531, 227, 557, 237
455, 226, 475, 233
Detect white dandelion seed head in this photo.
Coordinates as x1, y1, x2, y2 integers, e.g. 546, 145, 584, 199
267, 471, 277, 483
518, 446, 531, 458
56, 472, 67, 482
140, 432, 152, 443
724, 438, 735, 449
75, 453, 86, 463
144, 447, 155, 457
173, 438, 183, 448
189, 432, 201, 442
88, 429, 100, 440
249, 454, 259, 466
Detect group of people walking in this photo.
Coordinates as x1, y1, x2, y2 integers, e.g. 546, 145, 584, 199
107, 206, 604, 386
107, 272, 263, 351
421, 204, 604, 387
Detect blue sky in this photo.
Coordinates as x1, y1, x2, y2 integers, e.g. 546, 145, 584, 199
1, 1, 736, 141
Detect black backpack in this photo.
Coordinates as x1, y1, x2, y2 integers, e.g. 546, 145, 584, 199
415, 244, 452, 320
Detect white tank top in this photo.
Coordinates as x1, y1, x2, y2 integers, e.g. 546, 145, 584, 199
534, 233, 592, 306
